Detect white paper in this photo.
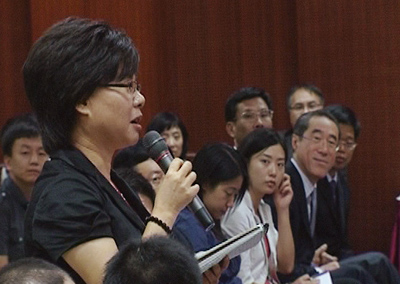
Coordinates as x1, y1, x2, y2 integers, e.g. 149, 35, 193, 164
313, 271, 333, 284
195, 223, 268, 273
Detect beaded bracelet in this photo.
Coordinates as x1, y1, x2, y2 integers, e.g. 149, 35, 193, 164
145, 216, 172, 234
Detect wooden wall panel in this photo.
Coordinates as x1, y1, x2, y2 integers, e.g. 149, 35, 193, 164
296, 0, 400, 254
26, 0, 297, 151
0, 0, 31, 151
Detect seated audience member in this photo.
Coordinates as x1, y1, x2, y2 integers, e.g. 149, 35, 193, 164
146, 112, 189, 159
0, 257, 74, 284
1, 166, 8, 184
103, 236, 202, 284
173, 143, 247, 284
22, 17, 225, 284
222, 128, 319, 284
113, 140, 164, 192
0, 114, 48, 269
284, 109, 400, 283
280, 84, 324, 158
114, 167, 155, 213
315, 105, 361, 259
225, 87, 273, 148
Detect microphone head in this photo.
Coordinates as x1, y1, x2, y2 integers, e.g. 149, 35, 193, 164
143, 130, 173, 173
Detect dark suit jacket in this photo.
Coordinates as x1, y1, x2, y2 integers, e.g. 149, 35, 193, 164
277, 161, 318, 282
278, 129, 294, 159
315, 173, 353, 259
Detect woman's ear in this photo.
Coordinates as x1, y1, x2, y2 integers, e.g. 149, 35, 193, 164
75, 101, 90, 116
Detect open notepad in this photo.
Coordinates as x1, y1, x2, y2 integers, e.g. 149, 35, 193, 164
195, 223, 269, 273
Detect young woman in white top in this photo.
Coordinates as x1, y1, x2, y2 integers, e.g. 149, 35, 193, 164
222, 128, 316, 284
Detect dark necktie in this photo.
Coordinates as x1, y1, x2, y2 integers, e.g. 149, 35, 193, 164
329, 179, 337, 206
309, 189, 316, 236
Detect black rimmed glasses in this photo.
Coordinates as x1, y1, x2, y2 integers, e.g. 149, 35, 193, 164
338, 140, 357, 151
102, 80, 141, 94
300, 134, 339, 152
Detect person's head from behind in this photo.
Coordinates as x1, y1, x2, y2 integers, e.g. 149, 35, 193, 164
324, 104, 360, 173
286, 84, 325, 128
0, 113, 48, 191
225, 87, 273, 147
238, 128, 287, 196
146, 112, 188, 159
115, 167, 155, 213
0, 257, 75, 284
113, 140, 164, 192
192, 143, 247, 220
23, 17, 144, 155
103, 236, 202, 284
292, 110, 340, 184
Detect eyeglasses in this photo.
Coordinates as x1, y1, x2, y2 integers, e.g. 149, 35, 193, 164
102, 80, 141, 94
338, 140, 357, 151
238, 109, 274, 122
300, 135, 339, 151
290, 102, 322, 112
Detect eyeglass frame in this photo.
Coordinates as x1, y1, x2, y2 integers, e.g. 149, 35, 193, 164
337, 140, 357, 151
235, 109, 274, 122
289, 102, 322, 112
101, 80, 141, 94
298, 134, 340, 152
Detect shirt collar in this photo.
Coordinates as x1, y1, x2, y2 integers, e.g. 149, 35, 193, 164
326, 172, 338, 183
291, 157, 316, 199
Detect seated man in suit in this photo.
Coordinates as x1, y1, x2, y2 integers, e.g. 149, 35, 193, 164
315, 105, 360, 260
225, 87, 273, 148
280, 84, 325, 158
281, 109, 400, 283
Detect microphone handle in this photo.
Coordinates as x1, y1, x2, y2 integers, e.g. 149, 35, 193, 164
189, 195, 215, 231
158, 153, 215, 231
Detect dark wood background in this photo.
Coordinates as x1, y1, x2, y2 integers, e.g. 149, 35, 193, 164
1, 0, 399, 256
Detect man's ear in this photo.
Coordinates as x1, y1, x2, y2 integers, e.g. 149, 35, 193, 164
3, 155, 11, 171
292, 133, 300, 152
225, 122, 236, 139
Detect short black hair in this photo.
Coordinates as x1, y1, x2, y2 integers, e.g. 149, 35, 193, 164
23, 17, 139, 154
238, 128, 287, 164
225, 87, 273, 122
115, 167, 156, 207
293, 109, 339, 138
1, 113, 41, 157
103, 236, 202, 284
324, 104, 361, 140
192, 143, 247, 204
286, 83, 325, 109
0, 257, 71, 284
112, 140, 149, 170
146, 112, 189, 159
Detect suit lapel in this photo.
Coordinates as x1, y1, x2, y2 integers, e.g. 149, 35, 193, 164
336, 176, 347, 236
287, 162, 312, 237
318, 177, 341, 227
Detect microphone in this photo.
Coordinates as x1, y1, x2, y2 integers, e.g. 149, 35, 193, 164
143, 130, 215, 231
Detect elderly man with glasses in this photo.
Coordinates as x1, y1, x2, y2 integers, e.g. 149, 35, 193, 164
277, 109, 400, 284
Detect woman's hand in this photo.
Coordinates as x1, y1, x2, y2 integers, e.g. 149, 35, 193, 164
273, 173, 293, 212
144, 158, 199, 237
202, 256, 229, 284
